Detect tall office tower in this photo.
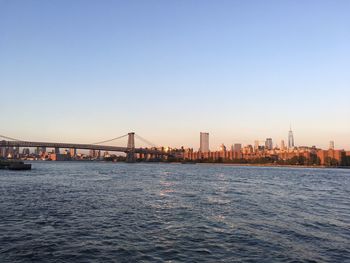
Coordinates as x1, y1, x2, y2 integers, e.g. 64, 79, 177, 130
265, 138, 273, 150
254, 140, 259, 151
329, 141, 335, 150
233, 143, 242, 153
199, 132, 209, 153
288, 127, 295, 148
280, 140, 286, 150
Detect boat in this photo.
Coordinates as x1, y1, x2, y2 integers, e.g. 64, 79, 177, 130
0, 160, 32, 170
8, 163, 32, 170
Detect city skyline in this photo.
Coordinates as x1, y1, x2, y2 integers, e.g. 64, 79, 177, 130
2, 127, 348, 166
1, 126, 347, 153
0, 1, 349, 149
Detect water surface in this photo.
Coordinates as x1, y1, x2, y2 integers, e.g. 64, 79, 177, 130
0, 162, 349, 262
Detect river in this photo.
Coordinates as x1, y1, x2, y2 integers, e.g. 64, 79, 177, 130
0, 162, 349, 262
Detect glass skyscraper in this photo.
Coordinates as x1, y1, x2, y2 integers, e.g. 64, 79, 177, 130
288, 127, 294, 149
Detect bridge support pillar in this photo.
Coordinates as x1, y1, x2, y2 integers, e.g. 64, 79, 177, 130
126, 151, 136, 163
126, 132, 136, 163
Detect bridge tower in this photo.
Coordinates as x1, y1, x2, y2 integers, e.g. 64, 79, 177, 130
126, 132, 136, 163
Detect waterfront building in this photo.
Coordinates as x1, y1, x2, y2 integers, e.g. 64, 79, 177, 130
22, 148, 30, 155
317, 149, 346, 165
40, 147, 47, 155
199, 132, 209, 153
70, 148, 77, 157
0, 147, 6, 158
49, 153, 68, 161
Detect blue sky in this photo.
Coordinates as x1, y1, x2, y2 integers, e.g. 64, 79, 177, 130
0, 0, 349, 149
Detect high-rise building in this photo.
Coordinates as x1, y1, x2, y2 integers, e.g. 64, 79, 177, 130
329, 141, 335, 150
200, 132, 209, 153
254, 140, 259, 151
288, 127, 294, 149
280, 140, 286, 150
265, 138, 273, 150
233, 143, 242, 153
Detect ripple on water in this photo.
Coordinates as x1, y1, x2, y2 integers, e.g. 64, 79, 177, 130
0, 162, 349, 262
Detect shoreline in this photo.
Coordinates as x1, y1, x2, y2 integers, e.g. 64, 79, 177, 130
196, 163, 325, 169
6, 159, 350, 169
191, 163, 350, 169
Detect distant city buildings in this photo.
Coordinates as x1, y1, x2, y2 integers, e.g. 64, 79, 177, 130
254, 140, 259, 151
182, 126, 349, 166
199, 132, 209, 153
233, 143, 242, 153
1, 126, 349, 166
281, 140, 286, 151
70, 148, 77, 157
265, 138, 273, 150
184, 142, 348, 166
89, 149, 101, 159
219, 143, 226, 152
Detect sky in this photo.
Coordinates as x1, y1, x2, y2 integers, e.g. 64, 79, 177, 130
0, 0, 349, 150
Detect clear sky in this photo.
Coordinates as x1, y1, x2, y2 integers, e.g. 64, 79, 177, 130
0, 0, 349, 150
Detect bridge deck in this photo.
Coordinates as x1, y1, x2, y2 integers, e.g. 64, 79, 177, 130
0, 141, 168, 155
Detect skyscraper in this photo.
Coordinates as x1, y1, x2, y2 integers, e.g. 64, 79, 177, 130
288, 126, 294, 149
233, 143, 242, 153
199, 132, 209, 153
329, 141, 335, 150
280, 140, 286, 150
265, 138, 273, 150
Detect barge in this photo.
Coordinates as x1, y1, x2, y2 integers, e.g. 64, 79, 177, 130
0, 160, 32, 170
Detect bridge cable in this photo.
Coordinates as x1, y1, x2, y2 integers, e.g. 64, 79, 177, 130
135, 134, 158, 148
0, 134, 25, 141
92, 134, 129, 145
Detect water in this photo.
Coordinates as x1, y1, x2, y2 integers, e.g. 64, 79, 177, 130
0, 162, 349, 262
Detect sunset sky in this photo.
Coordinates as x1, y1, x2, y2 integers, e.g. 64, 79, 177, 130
1, 0, 349, 150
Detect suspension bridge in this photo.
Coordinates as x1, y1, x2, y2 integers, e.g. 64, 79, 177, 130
0, 132, 177, 162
